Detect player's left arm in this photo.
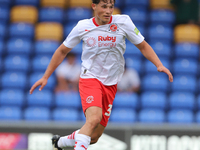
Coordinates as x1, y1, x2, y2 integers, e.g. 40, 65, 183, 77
135, 40, 173, 82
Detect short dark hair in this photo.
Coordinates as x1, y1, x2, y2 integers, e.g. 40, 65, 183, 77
92, 0, 115, 4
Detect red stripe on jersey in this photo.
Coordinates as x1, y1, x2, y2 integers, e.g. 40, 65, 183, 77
92, 16, 113, 27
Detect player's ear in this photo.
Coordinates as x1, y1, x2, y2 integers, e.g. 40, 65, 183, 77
91, 3, 96, 11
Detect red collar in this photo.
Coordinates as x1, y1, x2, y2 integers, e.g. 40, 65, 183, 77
92, 16, 112, 27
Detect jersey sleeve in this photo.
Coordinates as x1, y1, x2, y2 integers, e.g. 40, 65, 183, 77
123, 16, 144, 45
63, 23, 81, 48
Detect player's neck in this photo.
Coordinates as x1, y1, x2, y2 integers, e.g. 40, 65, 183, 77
94, 16, 112, 26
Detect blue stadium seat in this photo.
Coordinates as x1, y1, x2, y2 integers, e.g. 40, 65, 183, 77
148, 24, 173, 42
144, 58, 170, 74
55, 92, 81, 108
35, 40, 59, 55
0, 23, 7, 40
113, 92, 139, 109
0, 106, 22, 120
24, 107, 50, 121
0, 89, 24, 107
14, 0, 39, 6
53, 108, 79, 121
0, 40, 4, 55
172, 75, 196, 93
64, 22, 77, 37
167, 109, 194, 123
29, 72, 56, 90
150, 42, 172, 58
138, 109, 165, 123
122, 7, 147, 25
32, 55, 52, 71
115, 0, 124, 9
26, 90, 53, 107
110, 108, 136, 123
0, 0, 12, 7
169, 92, 195, 110
1, 72, 27, 89
0, 6, 10, 25
0, 57, 2, 73
172, 58, 198, 75
125, 41, 143, 58
125, 0, 149, 7
125, 57, 142, 74
142, 73, 169, 92
150, 9, 175, 25
174, 43, 199, 59
39, 7, 64, 23
141, 92, 167, 109
196, 111, 200, 123
197, 95, 200, 109
4, 55, 30, 72
7, 38, 32, 55
65, 7, 92, 22
9, 23, 35, 40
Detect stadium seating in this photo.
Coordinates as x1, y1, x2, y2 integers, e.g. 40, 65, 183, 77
0, 0, 12, 7
125, 41, 143, 59
41, 0, 67, 8
6, 38, 32, 55
149, 9, 175, 25
69, 0, 92, 8
10, 6, 38, 24
169, 92, 195, 110
55, 92, 81, 108
1, 72, 27, 89
149, 42, 172, 58
113, 93, 138, 109
167, 109, 194, 123
174, 24, 200, 44
31, 55, 52, 71
65, 7, 92, 23
150, 0, 174, 9
174, 43, 199, 59
109, 108, 136, 123
140, 92, 167, 109
9, 23, 35, 40
52, 108, 79, 121
125, 57, 142, 74
142, 74, 169, 92
196, 111, 200, 123
172, 58, 198, 75
35, 22, 63, 42
0, 5, 10, 25
138, 109, 165, 123
4, 55, 30, 72
14, 0, 39, 6
0, 23, 7, 41
0, 89, 25, 107
35, 40, 59, 55
29, 72, 56, 90
0, 106, 22, 120
125, 0, 149, 7
39, 7, 65, 23
24, 107, 50, 121
171, 75, 197, 93
26, 90, 53, 107
64, 22, 77, 37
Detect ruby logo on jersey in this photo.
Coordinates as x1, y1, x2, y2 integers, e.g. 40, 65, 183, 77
98, 36, 116, 42
86, 37, 96, 47
86, 96, 94, 103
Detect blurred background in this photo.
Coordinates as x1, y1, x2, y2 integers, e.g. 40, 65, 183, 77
0, 0, 200, 149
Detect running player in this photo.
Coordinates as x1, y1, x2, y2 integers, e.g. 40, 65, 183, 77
30, 0, 173, 150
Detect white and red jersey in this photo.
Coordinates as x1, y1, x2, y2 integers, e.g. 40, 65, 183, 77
63, 14, 144, 86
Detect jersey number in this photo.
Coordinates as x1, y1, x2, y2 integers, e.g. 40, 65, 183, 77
105, 104, 112, 116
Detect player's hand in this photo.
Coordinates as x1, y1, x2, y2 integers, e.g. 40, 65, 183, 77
157, 66, 173, 82
29, 77, 48, 94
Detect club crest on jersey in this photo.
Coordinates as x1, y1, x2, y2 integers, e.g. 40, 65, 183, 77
108, 23, 119, 32
86, 96, 94, 103
86, 37, 96, 47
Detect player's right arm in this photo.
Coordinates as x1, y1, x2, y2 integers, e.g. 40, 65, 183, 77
29, 44, 72, 94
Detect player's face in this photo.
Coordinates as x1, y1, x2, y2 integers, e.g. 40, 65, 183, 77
92, 0, 114, 25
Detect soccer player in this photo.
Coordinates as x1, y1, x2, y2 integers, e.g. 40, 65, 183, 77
29, 0, 173, 150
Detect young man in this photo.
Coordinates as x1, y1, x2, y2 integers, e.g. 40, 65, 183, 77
30, 0, 173, 149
